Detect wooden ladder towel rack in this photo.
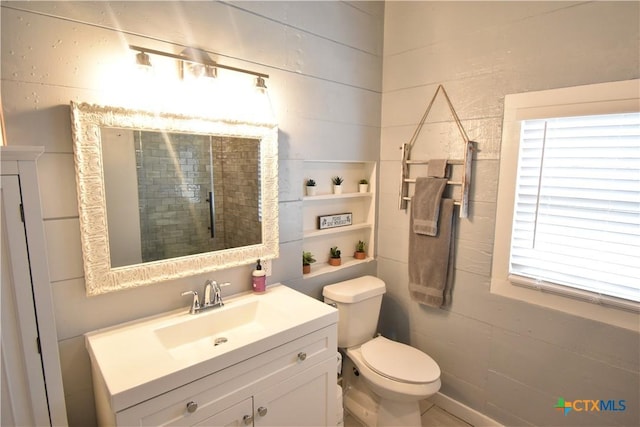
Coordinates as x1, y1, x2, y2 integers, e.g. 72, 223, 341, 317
398, 84, 475, 218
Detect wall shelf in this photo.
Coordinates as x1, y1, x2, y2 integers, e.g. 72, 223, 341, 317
303, 192, 373, 201
302, 160, 376, 279
303, 223, 372, 239
303, 256, 374, 279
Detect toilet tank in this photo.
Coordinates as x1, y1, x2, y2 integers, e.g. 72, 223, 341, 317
322, 276, 386, 348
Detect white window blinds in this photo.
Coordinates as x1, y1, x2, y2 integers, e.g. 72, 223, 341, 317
510, 112, 640, 308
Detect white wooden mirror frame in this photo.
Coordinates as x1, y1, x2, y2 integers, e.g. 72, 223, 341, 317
70, 101, 279, 296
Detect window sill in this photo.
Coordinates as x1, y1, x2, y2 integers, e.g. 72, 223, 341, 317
490, 276, 639, 331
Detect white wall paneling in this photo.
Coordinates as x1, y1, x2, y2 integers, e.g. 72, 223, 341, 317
380, 2, 639, 426
1, 2, 382, 425
5, 1, 638, 426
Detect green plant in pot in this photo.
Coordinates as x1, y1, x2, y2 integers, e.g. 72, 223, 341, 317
302, 251, 316, 274
329, 246, 342, 266
332, 176, 344, 195
305, 178, 317, 196
358, 179, 369, 193
354, 240, 366, 260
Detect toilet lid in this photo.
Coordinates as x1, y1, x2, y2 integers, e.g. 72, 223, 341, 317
360, 336, 440, 384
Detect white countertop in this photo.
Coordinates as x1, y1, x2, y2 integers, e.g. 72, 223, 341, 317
85, 284, 337, 411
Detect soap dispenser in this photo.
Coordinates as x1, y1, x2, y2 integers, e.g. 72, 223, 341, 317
252, 259, 266, 293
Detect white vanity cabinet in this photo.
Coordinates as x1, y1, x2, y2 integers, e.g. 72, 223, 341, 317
86, 285, 338, 427
110, 327, 336, 426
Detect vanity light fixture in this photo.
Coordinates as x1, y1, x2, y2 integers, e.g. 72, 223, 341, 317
180, 61, 217, 80
129, 44, 269, 83
179, 47, 217, 80
256, 76, 267, 90
135, 51, 152, 67
204, 65, 217, 79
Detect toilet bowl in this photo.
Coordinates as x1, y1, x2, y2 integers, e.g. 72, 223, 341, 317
344, 337, 440, 426
347, 336, 441, 402
323, 276, 442, 427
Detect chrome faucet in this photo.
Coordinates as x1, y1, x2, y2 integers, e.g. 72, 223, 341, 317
213, 281, 225, 307
182, 280, 229, 314
203, 280, 214, 307
180, 290, 200, 314
203, 280, 224, 308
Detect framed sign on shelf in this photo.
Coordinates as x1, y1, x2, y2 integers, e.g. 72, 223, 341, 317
317, 212, 352, 230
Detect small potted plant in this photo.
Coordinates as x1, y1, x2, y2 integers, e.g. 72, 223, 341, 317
306, 179, 317, 196
354, 240, 366, 260
332, 176, 344, 194
329, 246, 341, 266
358, 179, 369, 193
302, 251, 316, 274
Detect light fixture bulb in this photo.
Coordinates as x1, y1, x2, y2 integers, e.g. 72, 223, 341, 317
136, 51, 151, 67
179, 48, 218, 80
189, 62, 205, 78
205, 65, 217, 79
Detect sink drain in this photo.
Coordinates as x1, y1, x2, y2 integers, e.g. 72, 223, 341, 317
214, 337, 228, 346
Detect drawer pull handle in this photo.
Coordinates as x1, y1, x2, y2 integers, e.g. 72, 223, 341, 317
257, 406, 268, 417
243, 414, 254, 425
297, 352, 307, 361
186, 401, 198, 413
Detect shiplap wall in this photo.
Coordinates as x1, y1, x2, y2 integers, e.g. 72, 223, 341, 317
1, 2, 383, 424
379, 2, 639, 426
3, 1, 639, 426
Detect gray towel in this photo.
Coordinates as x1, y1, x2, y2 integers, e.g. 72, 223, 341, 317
409, 198, 455, 308
412, 177, 447, 236
428, 159, 448, 178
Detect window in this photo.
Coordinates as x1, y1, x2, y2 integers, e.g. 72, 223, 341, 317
512, 113, 640, 304
491, 80, 640, 330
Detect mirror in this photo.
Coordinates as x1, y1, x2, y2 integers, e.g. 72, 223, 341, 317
101, 129, 262, 267
70, 102, 279, 296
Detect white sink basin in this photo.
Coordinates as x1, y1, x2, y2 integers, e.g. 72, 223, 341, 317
153, 298, 289, 360
85, 284, 337, 412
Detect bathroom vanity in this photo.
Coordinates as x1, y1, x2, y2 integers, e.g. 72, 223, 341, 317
86, 285, 338, 426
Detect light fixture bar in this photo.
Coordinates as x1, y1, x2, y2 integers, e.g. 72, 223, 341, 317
129, 45, 269, 79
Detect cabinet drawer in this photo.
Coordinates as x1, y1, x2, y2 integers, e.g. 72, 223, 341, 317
116, 325, 336, 426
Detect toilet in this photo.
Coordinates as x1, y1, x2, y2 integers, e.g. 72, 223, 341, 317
323, 276, 441, 427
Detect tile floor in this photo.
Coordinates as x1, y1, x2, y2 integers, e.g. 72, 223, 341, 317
344, 399, 473, 427
419, 402, 473, 427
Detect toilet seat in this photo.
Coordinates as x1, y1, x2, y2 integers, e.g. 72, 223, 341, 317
360, 336, 440, 384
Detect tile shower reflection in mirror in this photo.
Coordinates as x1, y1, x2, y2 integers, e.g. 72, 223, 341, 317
102, 127, 262, 267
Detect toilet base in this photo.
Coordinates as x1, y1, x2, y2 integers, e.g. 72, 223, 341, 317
344, 385, 378, 427
377, 399, 421, 426
344, 382, 422, 427
342, 356, 423, 427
